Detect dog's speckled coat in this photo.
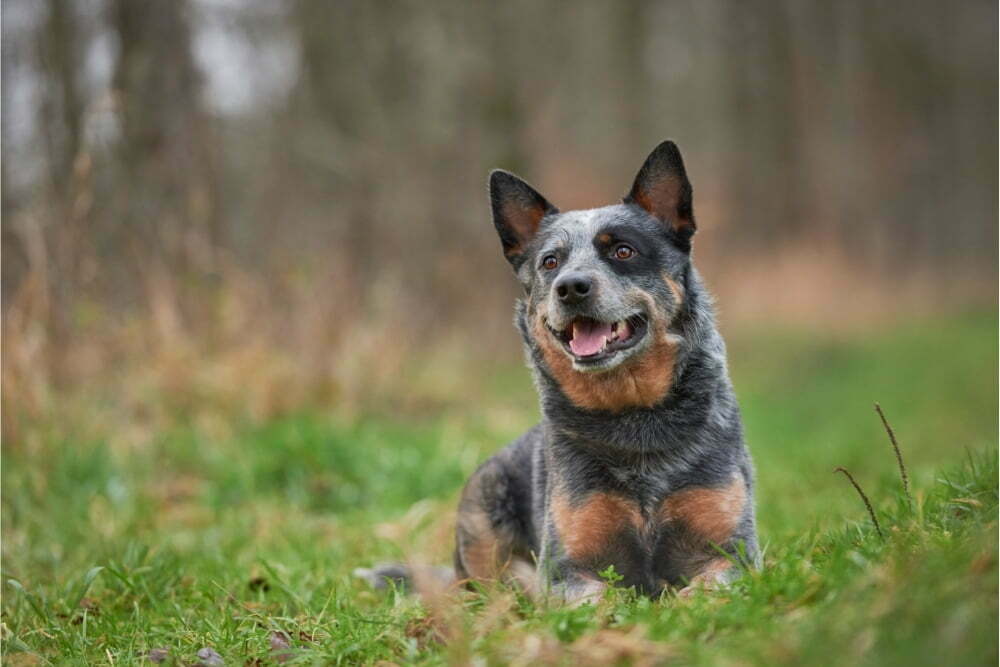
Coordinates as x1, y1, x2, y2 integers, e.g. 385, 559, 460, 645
362, 141, 758, 603
454, 142, 758, 602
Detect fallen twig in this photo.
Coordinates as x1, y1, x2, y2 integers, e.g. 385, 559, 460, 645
834, 467, 884, 540
874, 402, 911, 508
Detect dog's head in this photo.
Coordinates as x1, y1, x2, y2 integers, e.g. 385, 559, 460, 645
490, 141, 695, 412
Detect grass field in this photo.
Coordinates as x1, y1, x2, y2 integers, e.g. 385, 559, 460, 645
2, 312, 997, 665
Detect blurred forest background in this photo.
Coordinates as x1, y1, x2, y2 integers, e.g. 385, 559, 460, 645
3, 0, 997, 440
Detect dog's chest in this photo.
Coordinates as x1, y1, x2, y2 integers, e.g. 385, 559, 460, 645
550, 472, 745, 589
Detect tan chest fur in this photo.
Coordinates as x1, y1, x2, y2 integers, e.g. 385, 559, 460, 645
550, 473, 747, 562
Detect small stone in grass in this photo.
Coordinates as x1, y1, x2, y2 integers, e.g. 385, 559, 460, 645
146, 648, 169, 663
196, 647, 224, 666
270, 631, 293, 662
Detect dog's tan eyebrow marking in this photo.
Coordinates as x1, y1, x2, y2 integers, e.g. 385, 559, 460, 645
551, 490, 642, 561
659, 474, 746, 544
595, 232, 612, 244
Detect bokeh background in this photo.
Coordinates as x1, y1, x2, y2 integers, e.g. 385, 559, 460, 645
4, 0, 996, 436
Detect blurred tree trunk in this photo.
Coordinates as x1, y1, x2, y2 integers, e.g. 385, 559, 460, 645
616, 0, 649, 157
38, 0, 83, 196
723, 0, 805, 246
110, 0, 219, 279
109, 0, 221, 338
287, 0, 376, 282
31, 0, 87, 386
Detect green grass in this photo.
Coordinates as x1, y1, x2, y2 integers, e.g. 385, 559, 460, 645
3, 313, 997, 665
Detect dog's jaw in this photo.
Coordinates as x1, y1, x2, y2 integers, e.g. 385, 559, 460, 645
528, 299, 680, 413
544, 313, 653, 373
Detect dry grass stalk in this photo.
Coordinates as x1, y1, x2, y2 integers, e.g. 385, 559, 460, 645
834, 467, 884, 540
874, 402, 912, 508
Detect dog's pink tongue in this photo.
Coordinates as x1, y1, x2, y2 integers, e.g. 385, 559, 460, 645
569, 319, 613, 356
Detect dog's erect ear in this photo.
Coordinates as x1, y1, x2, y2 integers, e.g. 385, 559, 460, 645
624, 141, 695, 248
489, 169, 558, 265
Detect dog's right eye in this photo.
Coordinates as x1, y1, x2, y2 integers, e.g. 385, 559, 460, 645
541, 255, 559, 270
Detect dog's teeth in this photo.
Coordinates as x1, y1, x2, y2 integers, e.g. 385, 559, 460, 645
608, 320, 622, 342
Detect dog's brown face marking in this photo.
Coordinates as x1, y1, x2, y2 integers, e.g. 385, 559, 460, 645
659, 474, 747, 544
662, 272, 685, 309
551, 490, 642, 561
531, 290, 678, 413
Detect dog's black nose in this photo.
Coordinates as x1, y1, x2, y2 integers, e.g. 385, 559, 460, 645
555, 272, 593, 304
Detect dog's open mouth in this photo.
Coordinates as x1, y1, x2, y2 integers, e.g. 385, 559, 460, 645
548, 314, 648, 363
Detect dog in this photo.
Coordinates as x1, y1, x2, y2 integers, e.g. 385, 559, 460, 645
360, 141, 758, 603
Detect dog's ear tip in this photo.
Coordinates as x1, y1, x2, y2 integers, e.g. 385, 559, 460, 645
489, 169, 519, 187
649, 140, 684, 163
489, 170, 533, 199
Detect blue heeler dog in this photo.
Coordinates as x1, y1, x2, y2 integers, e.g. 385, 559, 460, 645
361, 141, 758, 603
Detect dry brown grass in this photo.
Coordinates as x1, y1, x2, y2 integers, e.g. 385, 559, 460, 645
2, 229, 521, 445
3, 205, 992, 449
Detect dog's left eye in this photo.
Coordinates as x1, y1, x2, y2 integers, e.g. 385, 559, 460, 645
613, 244, 636, 260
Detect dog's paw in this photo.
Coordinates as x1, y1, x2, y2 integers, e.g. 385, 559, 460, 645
354, 563, 456, 594
675, 584, 700, 599
353, 563, 412, 590
676, 563, 733, 598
